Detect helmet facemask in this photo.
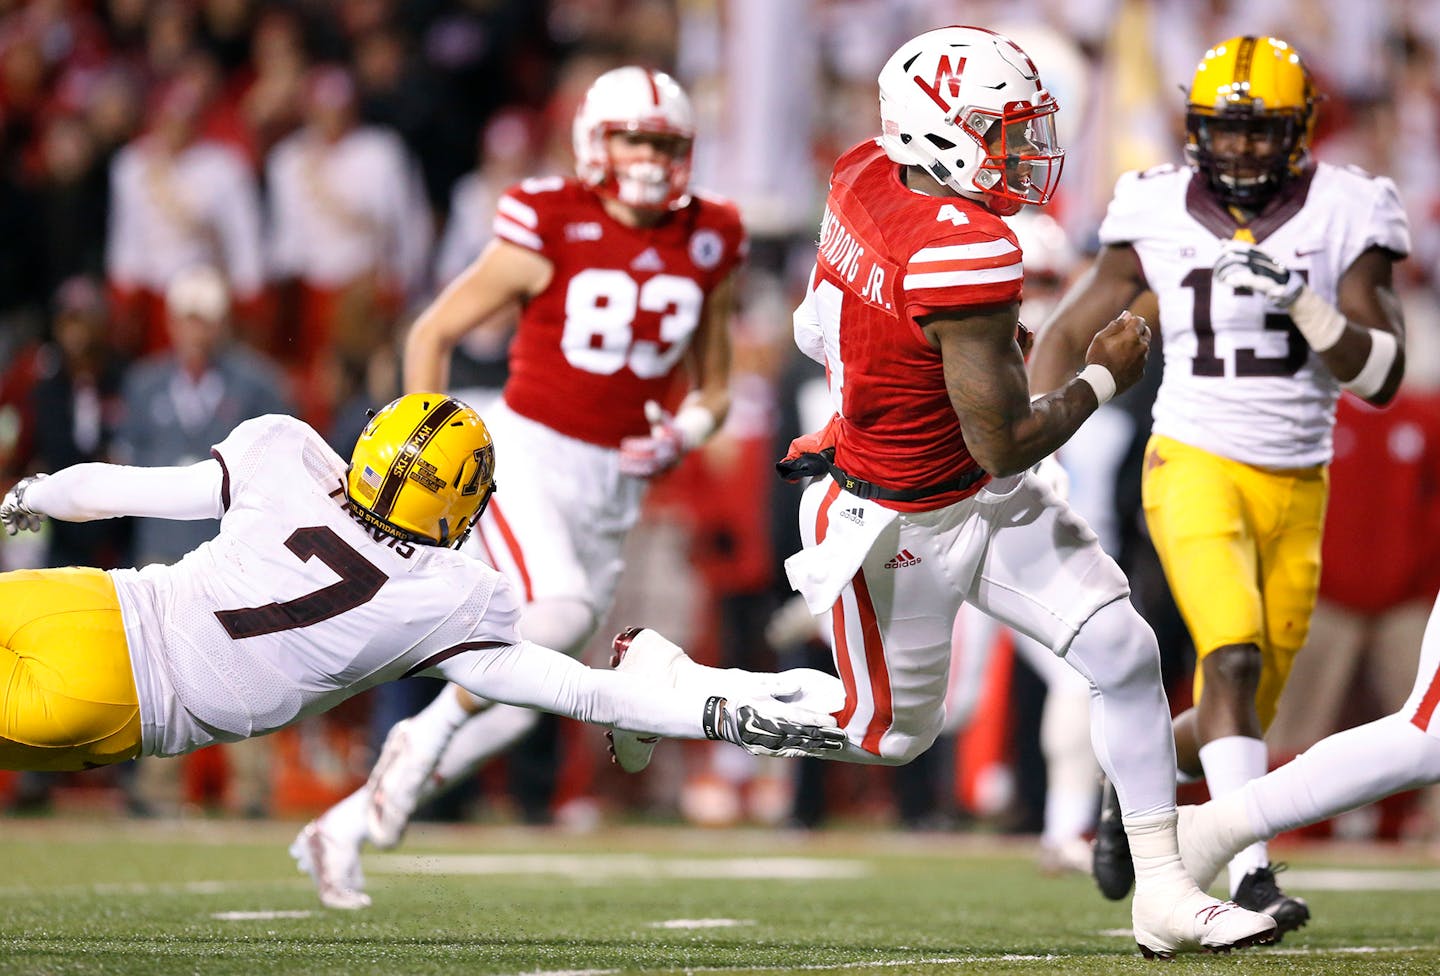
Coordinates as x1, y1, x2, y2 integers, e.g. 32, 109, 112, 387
598, 127, 693, 211
1185, 108, 1308, 208
961, 99, 1064, 216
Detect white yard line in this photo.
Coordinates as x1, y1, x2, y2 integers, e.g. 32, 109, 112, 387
367, 853, 868, 880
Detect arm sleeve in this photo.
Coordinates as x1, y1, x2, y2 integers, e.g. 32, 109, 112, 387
792, 266, 826, 364
1363, 176, 1412, 257
433, 639, 712, 738
24, 458, 225, 522
492, 185, 546, 253
1096, 170, 1149, 247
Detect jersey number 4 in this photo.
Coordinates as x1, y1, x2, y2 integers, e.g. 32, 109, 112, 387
1181, 268, 1308, 377
562, 269, 704, 377
215, 526, 386, 639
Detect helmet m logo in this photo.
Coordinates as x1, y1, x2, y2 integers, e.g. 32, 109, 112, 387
914, 56, 966, 112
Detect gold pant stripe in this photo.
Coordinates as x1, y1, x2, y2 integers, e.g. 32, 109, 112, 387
0, 567, 142, 771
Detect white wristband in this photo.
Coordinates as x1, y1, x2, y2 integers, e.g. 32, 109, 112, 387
1287, 286, 1347, 352
1342, 329, 1399, 399
673, 402, 719, 450
1076, 363, 1116, 406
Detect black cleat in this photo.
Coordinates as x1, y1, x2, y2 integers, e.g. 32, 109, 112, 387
1093, 778, 1134, 900
1233, 863, 1309, 940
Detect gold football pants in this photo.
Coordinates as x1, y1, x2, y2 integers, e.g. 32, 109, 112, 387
1142, 434, 1327, 729
0, 567, 142, 771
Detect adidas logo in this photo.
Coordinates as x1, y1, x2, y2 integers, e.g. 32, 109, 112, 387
883, 549, 921, 569
838, 507, 865, 525
631, 247, 664, 272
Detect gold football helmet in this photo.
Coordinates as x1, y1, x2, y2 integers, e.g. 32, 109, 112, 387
1185, 36, 1316, 207
346, 393, 496, 548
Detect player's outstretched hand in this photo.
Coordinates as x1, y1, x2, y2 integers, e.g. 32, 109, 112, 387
1213, 239, 1304, 307
618, 401, 685, 478
0, 474, 46, 535
1085, 311, 1151, 397
708, 696, 848, 759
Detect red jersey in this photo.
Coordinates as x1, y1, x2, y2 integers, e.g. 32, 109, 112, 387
1320, 391, 1440, 613
803, 140, 1022, 510
492, 176, 746, 447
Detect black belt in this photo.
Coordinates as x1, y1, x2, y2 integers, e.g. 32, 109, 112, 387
775, 449, 988, 503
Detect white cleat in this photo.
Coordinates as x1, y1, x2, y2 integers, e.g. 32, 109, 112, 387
1177, 804, 1230, 893
290, 820, 371, 910
1036, 836, 1095, 877
366, 718, 440, 849
1132, 885, 1276, 959
606, 627, 685, 773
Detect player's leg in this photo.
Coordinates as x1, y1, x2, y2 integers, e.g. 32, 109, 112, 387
1182, 590, 1440, 889
970, 469, 1275, 956
1013, 633, 1099, 874
0, 567, 141, 772
1141, 437, 1278, 897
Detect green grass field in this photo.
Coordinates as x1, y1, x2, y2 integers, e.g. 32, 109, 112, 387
1, 818, 1437, 975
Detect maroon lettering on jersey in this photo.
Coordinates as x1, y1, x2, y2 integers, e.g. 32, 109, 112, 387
493, 178, 747, 447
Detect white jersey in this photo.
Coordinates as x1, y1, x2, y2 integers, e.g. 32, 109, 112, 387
110, 415, 521, 758
1099, 162, 1410, 468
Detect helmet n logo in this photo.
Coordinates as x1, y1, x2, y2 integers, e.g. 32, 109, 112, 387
914, 56, 966, 113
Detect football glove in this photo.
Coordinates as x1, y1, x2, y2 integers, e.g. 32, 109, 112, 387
618, 401, 686, 478
0, 474, 46, 535
1213, 240, 1304, 307
705, 696, 848, 759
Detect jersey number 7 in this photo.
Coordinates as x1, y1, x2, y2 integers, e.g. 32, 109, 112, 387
215, 526, 386, 639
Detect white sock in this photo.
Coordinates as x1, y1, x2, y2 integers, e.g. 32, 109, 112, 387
1040, 688, 1100, 844
1244, 713, 1440, 839
1198, 735, 1268, 895
319, 787, 370, 849
405, 685, 474, 755
1125, 811, 1193, 894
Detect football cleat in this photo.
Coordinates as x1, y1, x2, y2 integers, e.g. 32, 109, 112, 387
1092, 778, 1135, 900
291, 820, 371, 910
605, 627, 685, 773
1233, 863, 1310, 940
366, 718, 441, 849
1037, 836, 1095, 877
1132, 887, 1277, 959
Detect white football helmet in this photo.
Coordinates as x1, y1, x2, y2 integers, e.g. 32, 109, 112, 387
572, 66, 695, 211
879, 26, 1064, 216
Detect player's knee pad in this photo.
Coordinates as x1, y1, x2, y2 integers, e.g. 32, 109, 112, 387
1067, 597, 1160, 690
517, 597, 597, 658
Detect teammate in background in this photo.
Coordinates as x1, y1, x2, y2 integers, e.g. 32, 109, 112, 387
0, 393, 841, 903
1179, 585, 1440, 893
297, 66, 746, 900
751, 26, 1275, 958
1030, 36, 1409, 935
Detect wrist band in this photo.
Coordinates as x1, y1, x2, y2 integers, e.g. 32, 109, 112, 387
702, 696, 726, 740
1287, 286, 1347, 352
1076, 364, 1116, 406
673, 402, 718, 450
1342, 329, 1399, 399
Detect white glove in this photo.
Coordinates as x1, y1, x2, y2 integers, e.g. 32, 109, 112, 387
1029, 454, 1070, 502
0, 474, 46, 535
1212, 240, 1304, 307
618, 401, 686, 478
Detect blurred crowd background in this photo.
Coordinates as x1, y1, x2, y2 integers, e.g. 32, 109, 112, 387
2, 0, 1439, 853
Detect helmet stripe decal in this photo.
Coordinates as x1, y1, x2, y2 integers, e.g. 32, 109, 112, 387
371, 397, 464, 520
1233, 36, 1257, 94
644, 70, 661, 106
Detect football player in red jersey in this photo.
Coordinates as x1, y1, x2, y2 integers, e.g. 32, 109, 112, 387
768, 26, 1274, 957
294, 66, 751, 901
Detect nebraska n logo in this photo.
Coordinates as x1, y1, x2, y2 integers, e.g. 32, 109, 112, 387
914, 56, 966, 112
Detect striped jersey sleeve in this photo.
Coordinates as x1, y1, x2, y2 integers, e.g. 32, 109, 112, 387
491, 176, 568, 254
901, 231, 1024, 317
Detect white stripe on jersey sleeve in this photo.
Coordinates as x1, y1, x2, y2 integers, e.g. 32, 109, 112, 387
904, 264, 1024, 289
494, 217, 543, 251
909, 239, 1018, 264
496, 195, 538, 229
